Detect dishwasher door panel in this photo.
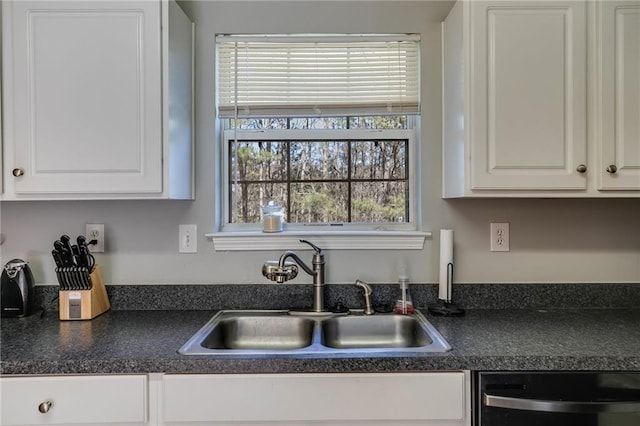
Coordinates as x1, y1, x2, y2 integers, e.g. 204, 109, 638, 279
476, 372, 640, 426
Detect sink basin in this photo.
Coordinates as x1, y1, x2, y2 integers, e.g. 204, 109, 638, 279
320, 315, 432, 349
201, 312, 314, 350
179, 310, 451, 356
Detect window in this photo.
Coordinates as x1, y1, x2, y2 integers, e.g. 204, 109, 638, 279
215, 34, 422, 235
224, 117, 415, 229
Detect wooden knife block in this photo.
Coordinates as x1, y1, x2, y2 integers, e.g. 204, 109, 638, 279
59, 265, 110, 320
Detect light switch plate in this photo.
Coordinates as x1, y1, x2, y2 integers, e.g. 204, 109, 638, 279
179, 224, 197, 253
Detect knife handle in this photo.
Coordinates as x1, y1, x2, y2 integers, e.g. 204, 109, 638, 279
60, 235, 76, 266
77, 235, 87, 247
53, 241, 72, 267
51, 249, 64, 268
76, 240, 90, 267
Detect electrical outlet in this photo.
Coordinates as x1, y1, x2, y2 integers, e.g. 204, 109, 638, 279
490, 222, 510, 252
179, 224, 197, 253
86, 223, 105, 253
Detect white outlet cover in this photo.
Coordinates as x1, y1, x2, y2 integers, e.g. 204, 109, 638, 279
86, 223, 105, 253
490, 222, 510, 252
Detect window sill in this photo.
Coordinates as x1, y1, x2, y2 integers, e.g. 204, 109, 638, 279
206, 230, 431, 251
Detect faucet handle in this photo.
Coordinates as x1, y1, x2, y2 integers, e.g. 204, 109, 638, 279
299, 239, 322, 254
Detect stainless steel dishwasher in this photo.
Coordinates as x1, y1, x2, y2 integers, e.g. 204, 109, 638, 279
475, 372, 640, 426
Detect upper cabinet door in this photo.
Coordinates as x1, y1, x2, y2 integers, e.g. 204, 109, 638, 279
4, 1, 162, 195
470, 1, 588, 190
597, 1, 640, 190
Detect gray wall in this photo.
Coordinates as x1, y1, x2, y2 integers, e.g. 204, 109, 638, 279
1, 1, 639, 286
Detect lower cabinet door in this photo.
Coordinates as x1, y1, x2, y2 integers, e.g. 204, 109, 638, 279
161, 372, 468, 425
0, 375, 148, 426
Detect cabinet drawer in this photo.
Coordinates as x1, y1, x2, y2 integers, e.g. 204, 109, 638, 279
0, 375, 147, 425
162, 372, 466, 423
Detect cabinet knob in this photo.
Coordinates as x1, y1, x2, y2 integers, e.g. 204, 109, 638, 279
12, 168, 25, 177
576, 164, 587, 173
606, 164, 618, 174
38, 401, 53, 414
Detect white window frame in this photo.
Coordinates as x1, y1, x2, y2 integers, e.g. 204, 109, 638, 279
208, 124, 429, 251
207, 33, 430, 251
222, 127, 417, 231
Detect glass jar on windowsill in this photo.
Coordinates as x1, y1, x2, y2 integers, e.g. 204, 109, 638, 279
262, 202, 285, 233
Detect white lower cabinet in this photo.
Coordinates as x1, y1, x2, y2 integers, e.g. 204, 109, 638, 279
159, 372, 471, 426
0, 375, 148, 426
0, 372, 470, 426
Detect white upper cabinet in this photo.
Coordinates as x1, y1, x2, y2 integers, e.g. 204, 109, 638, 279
1, 0, 194, 199
596, 1, 640, 191
443, 0, 640, 197
470, 0, 587, 191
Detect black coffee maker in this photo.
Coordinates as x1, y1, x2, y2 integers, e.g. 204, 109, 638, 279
1, 259, 35, 317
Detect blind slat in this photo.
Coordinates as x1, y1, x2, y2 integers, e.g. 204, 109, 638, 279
217, 35, 420, 118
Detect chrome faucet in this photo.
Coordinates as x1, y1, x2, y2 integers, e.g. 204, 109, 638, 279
355, 280, 375, 315
262, 240, 327, 313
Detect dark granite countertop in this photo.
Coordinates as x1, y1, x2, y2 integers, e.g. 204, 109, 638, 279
3, 307, 640, 375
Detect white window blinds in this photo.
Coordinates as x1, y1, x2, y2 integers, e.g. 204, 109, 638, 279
216, 34, 420, 118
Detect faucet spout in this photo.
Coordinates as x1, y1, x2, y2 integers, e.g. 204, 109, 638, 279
278, 251, 314, 276
262, 240, 327, 313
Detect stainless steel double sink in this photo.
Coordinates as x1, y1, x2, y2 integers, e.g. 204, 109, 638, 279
179, 310, 451, 356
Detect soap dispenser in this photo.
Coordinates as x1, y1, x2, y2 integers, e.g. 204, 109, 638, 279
393, 266, 414, 315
